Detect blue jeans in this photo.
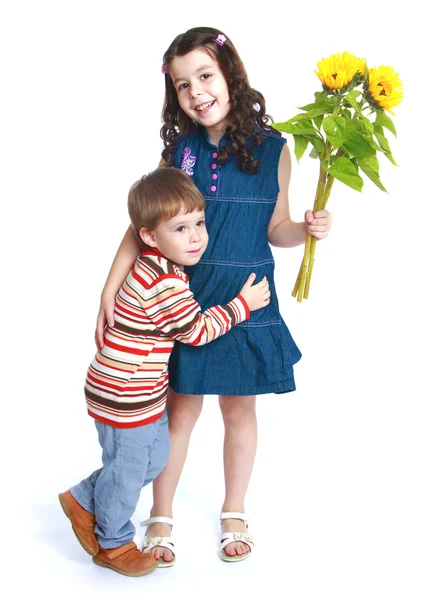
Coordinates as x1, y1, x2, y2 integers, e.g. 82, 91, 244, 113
70, 410, 169, 549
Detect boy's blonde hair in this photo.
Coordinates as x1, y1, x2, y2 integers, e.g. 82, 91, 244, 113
128, 167, 205, 247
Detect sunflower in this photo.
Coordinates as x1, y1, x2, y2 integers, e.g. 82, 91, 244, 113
315, 51, 365, 92
366, 66, 403, 114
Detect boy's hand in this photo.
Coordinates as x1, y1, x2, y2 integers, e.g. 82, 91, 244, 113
239, 273, 271, 312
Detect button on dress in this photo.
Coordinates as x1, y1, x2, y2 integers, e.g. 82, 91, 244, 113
168, 127, 302, 395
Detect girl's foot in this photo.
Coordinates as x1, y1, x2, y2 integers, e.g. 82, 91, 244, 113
142, 521, 175, 565
221, 517, 251, 558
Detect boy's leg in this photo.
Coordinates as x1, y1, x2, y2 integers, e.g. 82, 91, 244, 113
58, 488, 99, 556
90, 419, 163, 576
59, 454, 104, 556
142, 408, 170, 486
93, 419, 160, 549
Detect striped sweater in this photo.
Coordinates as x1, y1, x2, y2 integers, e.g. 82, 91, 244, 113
85, 249, 250, 428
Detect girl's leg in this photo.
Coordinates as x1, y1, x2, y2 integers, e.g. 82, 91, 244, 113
219, 394, 257, 557
145, 388, 203, 562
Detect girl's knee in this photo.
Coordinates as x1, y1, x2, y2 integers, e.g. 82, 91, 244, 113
167, 391, 203, 431
219, 395, 256, 427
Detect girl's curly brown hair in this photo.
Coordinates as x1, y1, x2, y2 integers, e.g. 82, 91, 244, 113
161, 26, 281, 175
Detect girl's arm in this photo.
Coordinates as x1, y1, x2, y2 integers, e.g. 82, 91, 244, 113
95, 159, 167, 350
268, 145, 332, 248
95, 225, 141, 350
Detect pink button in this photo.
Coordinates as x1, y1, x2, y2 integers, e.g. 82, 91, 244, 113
211, 163, 217, 170
211, 185, 217, 192
212, 152, 218, 158
212, 174, 218, 180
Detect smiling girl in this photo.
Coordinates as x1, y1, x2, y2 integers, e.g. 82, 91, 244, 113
96, 27, 332, 565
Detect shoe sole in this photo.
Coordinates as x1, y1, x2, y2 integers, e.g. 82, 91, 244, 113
156, 557, 176, 568
93, 556, 157, 577
58, 493, 98, 557
219, 550, 252, 562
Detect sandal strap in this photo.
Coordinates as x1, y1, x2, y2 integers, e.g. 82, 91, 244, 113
142, 535, 175, 556
220, 511, 249, 525
220, 532, 254, 553
140, 516, 174, 528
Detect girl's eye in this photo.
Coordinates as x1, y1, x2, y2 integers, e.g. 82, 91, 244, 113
201, 73, 211, 81
178, 82, 188, 91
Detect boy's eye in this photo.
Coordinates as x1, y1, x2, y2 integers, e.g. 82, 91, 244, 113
197, 220, 205, 227
176, 226, 185, 232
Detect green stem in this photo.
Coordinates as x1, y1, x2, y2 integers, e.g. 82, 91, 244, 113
304, 236, 316, 299
293, 97, 342, 302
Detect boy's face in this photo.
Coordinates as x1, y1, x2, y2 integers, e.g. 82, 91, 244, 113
141, 209, 208, 266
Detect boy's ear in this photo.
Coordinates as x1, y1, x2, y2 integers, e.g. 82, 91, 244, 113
140, 227, 157, 248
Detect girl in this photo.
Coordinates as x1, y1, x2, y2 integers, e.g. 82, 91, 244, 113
96, 27, 332, 565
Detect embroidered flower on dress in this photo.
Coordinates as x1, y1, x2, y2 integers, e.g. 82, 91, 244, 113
181, 146, 197, 176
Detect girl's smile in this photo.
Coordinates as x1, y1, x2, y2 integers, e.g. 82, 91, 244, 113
170, 49, 230, 144
195, 100, 215, 113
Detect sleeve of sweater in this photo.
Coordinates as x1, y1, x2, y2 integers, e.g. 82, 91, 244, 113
141, 274, 250, 346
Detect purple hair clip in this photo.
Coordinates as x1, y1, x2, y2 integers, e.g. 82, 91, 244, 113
215, 34, 226, 47
161, 64, 167, 74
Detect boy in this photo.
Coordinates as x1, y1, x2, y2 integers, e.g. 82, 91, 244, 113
59, 167, 270, 577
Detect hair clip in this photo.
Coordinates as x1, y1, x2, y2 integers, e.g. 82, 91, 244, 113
215, 34, 226, 47
161, 64, 167, 74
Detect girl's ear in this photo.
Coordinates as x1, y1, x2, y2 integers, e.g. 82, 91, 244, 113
140, 227, 157, 248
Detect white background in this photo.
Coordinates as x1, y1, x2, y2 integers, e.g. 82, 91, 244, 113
1, 1, 431, 598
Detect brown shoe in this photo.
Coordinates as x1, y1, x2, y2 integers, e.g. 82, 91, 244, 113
58, 490, 99, 556
93, 542, 157, 577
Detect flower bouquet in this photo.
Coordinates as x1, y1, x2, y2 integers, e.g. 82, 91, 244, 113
273, 52, 403, 302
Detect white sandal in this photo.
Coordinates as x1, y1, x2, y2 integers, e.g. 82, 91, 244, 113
219, 512, 254, 562
140, 516, 176, 568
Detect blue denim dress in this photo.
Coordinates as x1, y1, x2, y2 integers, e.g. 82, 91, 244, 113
168, 127, 302, 395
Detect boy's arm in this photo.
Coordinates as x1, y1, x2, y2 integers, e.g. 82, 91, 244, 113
139, 275, 250, 346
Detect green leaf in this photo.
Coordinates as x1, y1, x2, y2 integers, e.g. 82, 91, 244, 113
373, 124, 392, 152
273, 120, 319, 137
313, 114, 324, 130
322, 116, 346, 149
299, 101, 332, 113
357, 156, 387, 192
383, 151, 398, 166
344, 90, 363, 113
309, 147, 320, 159
375, 111, 397, 136
293, 135, 309, 161
357, 115, 374, 136
343, 127, 376, 158
287, 107, 331, 123
373, 123, 398, 164
307, 135, 326, 154
327, 157, 364, 192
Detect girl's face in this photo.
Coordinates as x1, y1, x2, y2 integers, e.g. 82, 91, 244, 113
170, 49, 230, 143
